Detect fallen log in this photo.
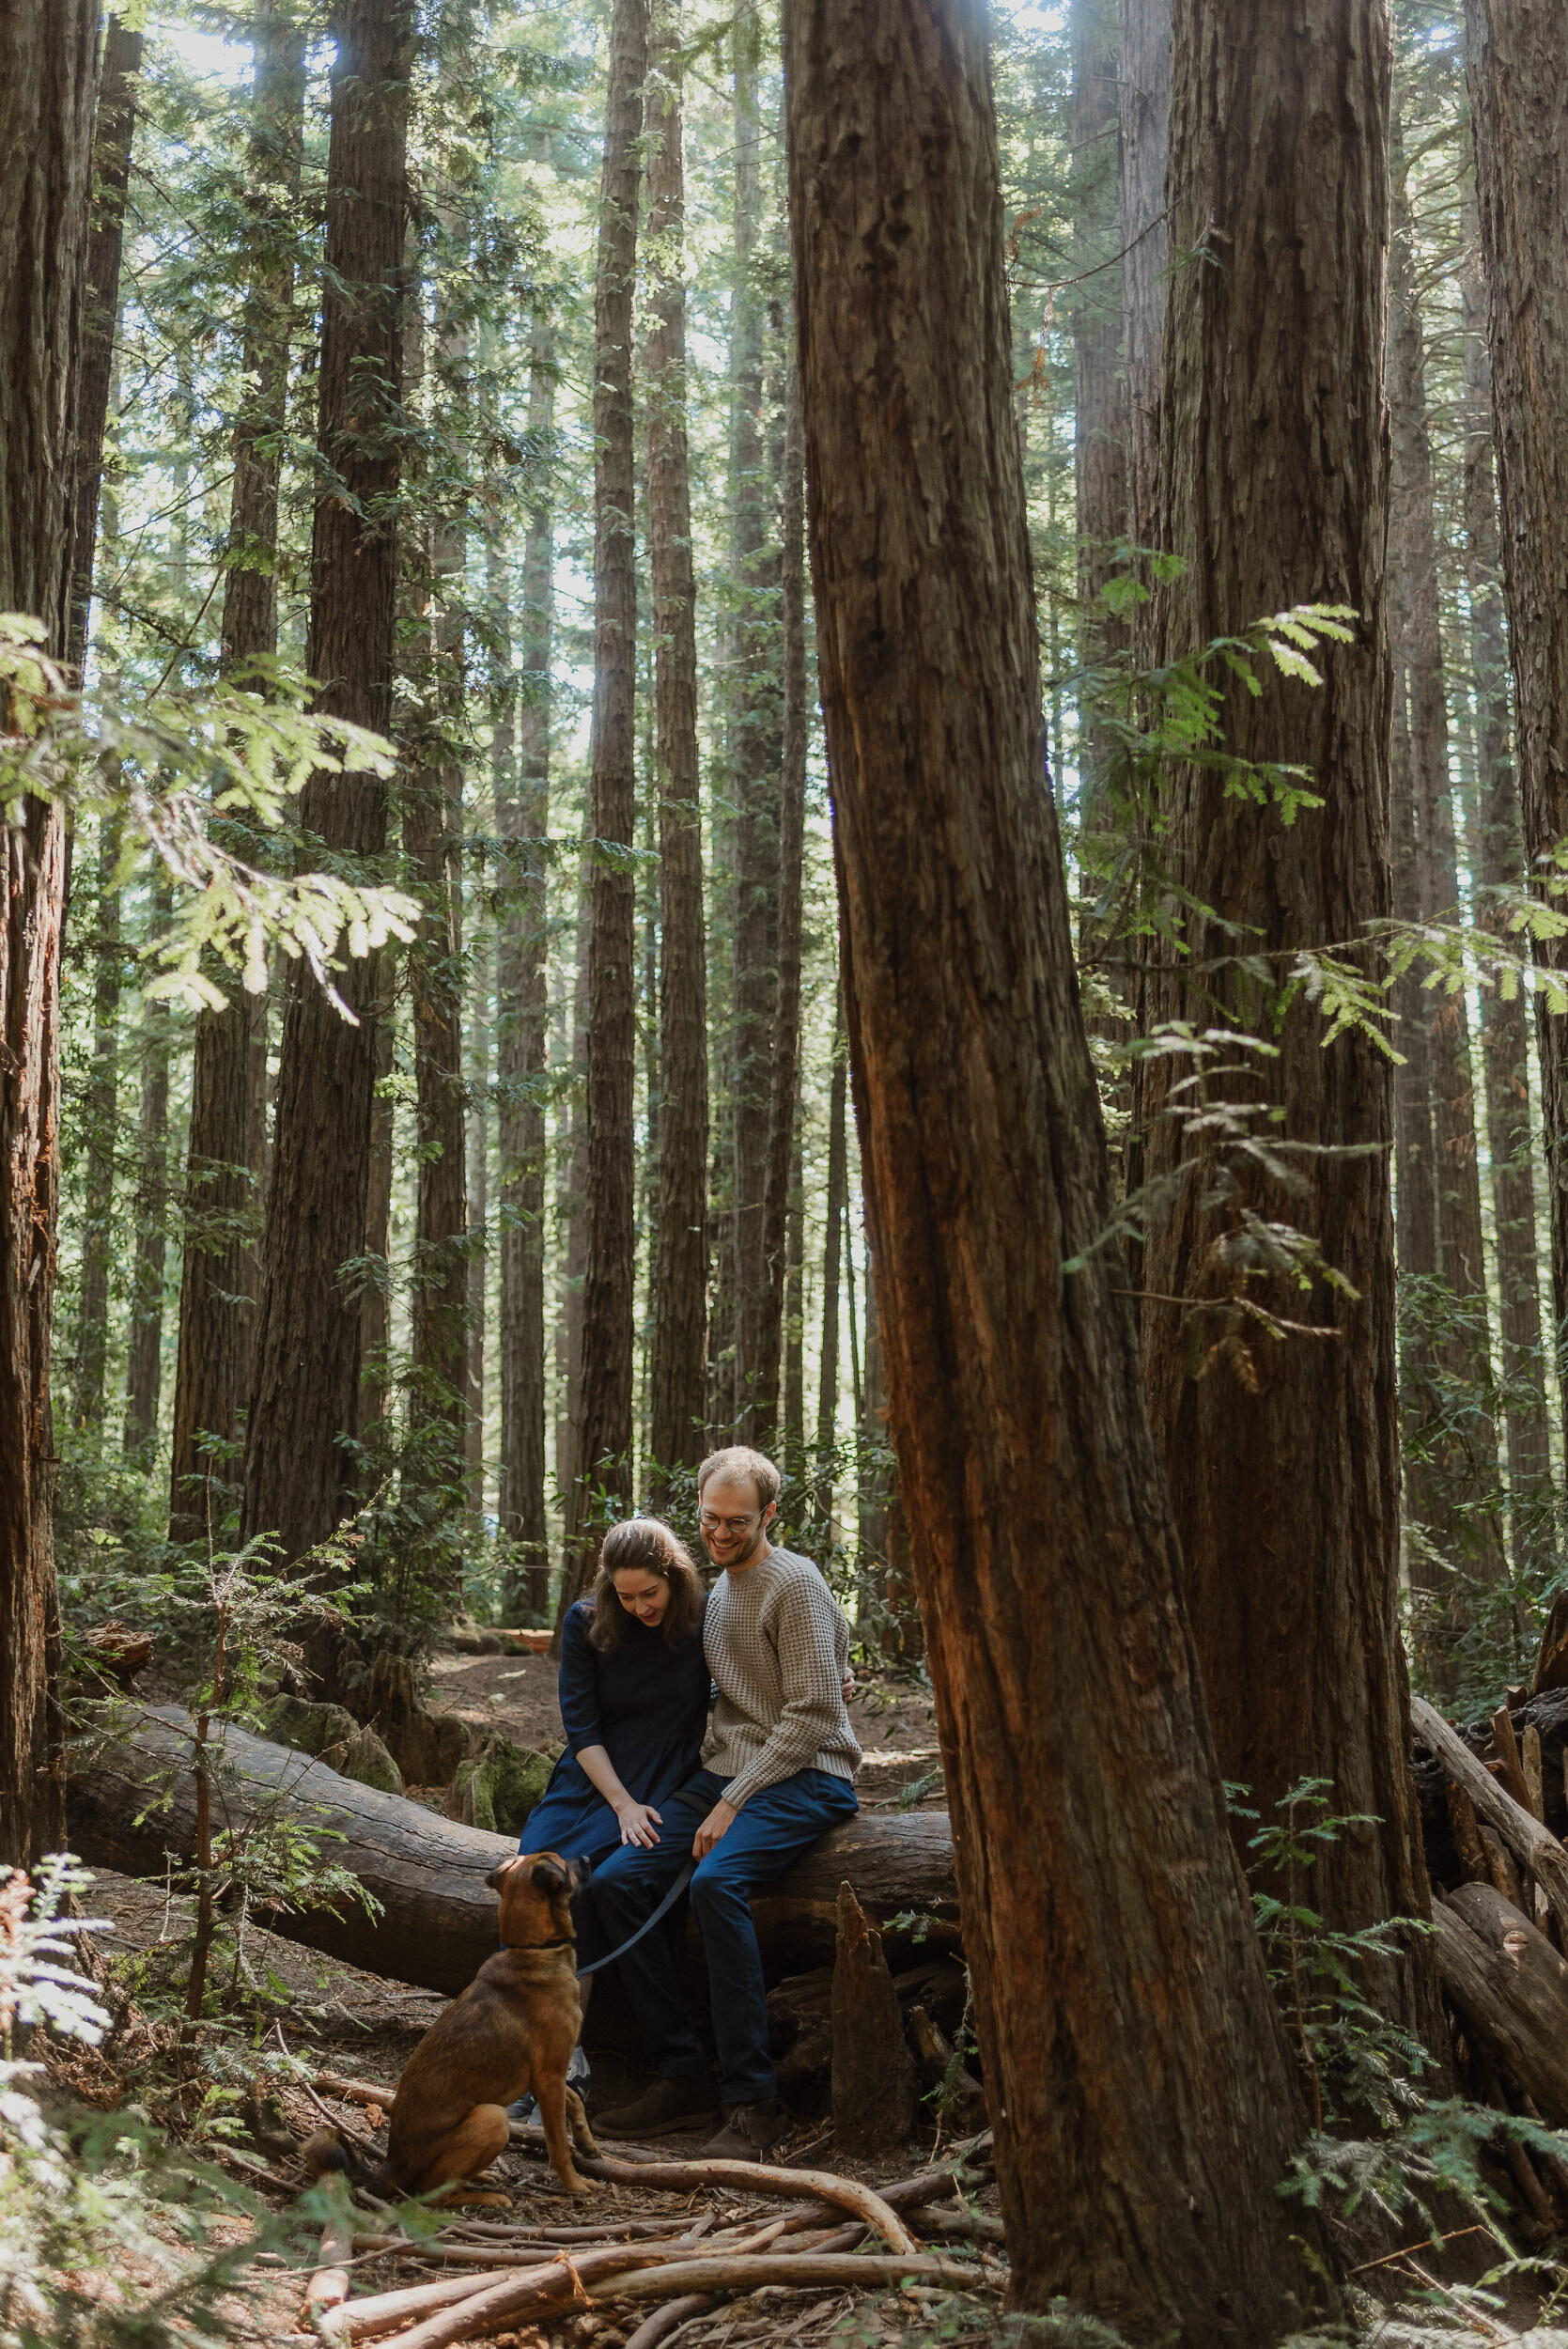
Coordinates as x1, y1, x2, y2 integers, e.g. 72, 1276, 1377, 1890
67, 1705, 959, 1997
1432, 1882, 1568, 2128
1411, 1695, 1568, 1944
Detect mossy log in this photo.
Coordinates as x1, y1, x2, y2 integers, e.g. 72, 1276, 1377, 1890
66, 1705, 960, 1997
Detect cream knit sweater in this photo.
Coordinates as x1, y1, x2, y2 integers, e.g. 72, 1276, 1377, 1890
702, 1547, 862, 1811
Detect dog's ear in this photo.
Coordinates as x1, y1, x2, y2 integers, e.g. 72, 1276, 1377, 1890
531, 1855, 567, 1895
485, 1859, 519, 1893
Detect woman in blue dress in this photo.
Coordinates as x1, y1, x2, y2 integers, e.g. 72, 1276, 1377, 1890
514, 1517, 709, 2103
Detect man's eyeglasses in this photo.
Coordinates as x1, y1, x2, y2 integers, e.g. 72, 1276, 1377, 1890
698, 1508, 759, 1537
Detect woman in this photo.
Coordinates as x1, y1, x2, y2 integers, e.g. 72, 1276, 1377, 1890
510, 1518, 709, 2108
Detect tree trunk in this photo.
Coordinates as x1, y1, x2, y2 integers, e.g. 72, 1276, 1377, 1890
69, 1705, 960, 1996
123, 863, 172, 1458
644, 4, 709, 1488
0, 0, 99, 1870
360, 1010, 396, 1432
785, 4, 1321, 2332
169, 0, 301, 1541
563, 0, 645, 1589
1388, 153, 1505, 1617
72, 809, 119, 1429
729, 9, 781, 1444
1460, 179, 1551, 1579
67, 11, 141, 674
243, 0, 411, 1600
784, 1132, 804, 1450
754, 354, 807, 1444
1139, 0, 1437, 2039
466, 931, 488, 1513
555, 865, 590, 1509
1117, 0, 1169, 554
1466, 1, 1568, 1465
1070, 0, 1128, 715
498, 325, 553, 1613
816, 989, 846, 1447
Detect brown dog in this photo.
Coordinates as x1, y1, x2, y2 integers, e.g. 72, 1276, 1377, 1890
314, 1852, 600, 2200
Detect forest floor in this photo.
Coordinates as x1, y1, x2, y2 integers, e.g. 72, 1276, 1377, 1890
38, 1644, 1568, 2345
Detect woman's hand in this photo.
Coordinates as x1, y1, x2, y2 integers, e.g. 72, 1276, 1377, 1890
615, 1799, 663, 1849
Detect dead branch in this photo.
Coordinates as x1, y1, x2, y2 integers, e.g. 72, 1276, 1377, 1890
1413, 1694, 1568, 1942
567, 2152, 918, 2254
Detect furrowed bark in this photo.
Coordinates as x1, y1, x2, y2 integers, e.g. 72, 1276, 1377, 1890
243, 0, 411, 1603
67, 11, 141, 674
785, 2, 1321, 2332
1141, 0, 1438, 2040
0, 0, 100, 1868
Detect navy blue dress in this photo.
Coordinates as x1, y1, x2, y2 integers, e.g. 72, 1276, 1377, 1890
519, 1595, 709, 1968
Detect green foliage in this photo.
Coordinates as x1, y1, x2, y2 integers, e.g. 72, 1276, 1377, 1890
3, 620, 415, 1013
0, 1858, 314, 2349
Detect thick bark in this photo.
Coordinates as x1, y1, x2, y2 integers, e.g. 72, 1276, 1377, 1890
0, 0, 100, 1869
816, 988, 846, 1452
563, 0, 645, 1587
784, 1133, 804, 1450
360, 1010, 395, 1430
243, 0, 411, 1584
1466, 1, 1568, 1460
1434, 1885, 1568, 2130
644, 7, 709, 1485
1141, 0, 1436, 2030
1117, 0, 1169, 552
123, 865, 172, 1457
168, 1, 302, 1539
1460, 185, 1550, 1571
785, 4, 1319, 2333
72, 811, 119, 1428
729, 10, 781, 1443
555, 867, 590, 1508
67, 12, 140, 674
498, 329, 552, 1610
68, 1706, 958, 1995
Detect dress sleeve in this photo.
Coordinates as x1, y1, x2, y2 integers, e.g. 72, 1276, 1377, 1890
557, 1604, 604, 1757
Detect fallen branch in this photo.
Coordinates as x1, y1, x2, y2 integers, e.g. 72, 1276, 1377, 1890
316, 2270, 511, 2342
569, 2152, 918, 2254
1412, 1695, 1568, 1941
304, 2182, 357, 2334
622, 2293, 721, 2349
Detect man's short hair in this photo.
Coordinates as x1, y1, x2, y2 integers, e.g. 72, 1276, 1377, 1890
696, 1444, 781, 1512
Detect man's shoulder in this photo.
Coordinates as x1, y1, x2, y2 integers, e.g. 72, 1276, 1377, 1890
762, 1548, 840, 1607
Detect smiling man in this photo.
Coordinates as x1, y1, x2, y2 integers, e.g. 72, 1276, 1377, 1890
591, 1444, 862, 2158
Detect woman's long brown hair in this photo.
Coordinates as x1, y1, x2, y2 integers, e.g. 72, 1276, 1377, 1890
585, 1518, 706, 1652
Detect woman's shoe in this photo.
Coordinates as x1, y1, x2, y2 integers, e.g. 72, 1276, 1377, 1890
508, 2043, 590, 2125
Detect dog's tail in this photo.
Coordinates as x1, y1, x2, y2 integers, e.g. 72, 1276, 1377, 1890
301, 2127, 395, 2197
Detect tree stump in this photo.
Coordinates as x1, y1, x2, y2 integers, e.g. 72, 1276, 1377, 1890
360, 1653, 468, 1786
831, 1879, 915, 2155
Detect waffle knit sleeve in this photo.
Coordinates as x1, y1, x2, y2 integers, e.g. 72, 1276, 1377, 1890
720, 1571, 852, 1812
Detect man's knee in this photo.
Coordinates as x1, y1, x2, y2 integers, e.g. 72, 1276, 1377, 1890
690, 1850, 753, 1920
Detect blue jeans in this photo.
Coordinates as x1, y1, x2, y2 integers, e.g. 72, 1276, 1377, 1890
591, 1766, 860, 2106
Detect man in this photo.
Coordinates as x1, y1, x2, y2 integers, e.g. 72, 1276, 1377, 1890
591, 1444, 861, 2159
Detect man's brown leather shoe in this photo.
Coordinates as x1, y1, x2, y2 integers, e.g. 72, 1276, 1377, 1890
594, 2075, 722, 2139
701, 2099, 790, 2161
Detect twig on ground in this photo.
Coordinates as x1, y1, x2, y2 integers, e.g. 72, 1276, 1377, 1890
304, 2180, 356, 2334
622, 2293, 721, 2349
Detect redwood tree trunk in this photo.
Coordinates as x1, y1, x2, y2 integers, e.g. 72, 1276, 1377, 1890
1465, 0, 1568, 1460
644, 1, 709, 1486
729, 9, 781, 1442
1461, 179, 1550, 1574
243, 0, 411, 1588
785, 4, 1319, 2332
1117, 0, 1169, 553
498, 326, 553, 1610
563, 0, 645, 1586
1141, 0, 1436, 2025
72, 809, 119, 1429
1388, 151, 1506, 1625
168, 0, 302, 1540
0, 0, 100, 1869
1070, 0, 1128, 679
123, 866, 171, 1458
67, 11, 141, 673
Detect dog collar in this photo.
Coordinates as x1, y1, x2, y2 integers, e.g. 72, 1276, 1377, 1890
505, 1934, 574, 1952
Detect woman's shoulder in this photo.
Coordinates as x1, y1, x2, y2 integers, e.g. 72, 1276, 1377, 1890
563, 1595, 598, 1641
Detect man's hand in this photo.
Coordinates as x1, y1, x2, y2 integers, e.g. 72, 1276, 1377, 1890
692, 1798, 737, 1859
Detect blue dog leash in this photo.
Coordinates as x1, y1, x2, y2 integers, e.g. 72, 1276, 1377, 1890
576, 1859, 695, 1982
